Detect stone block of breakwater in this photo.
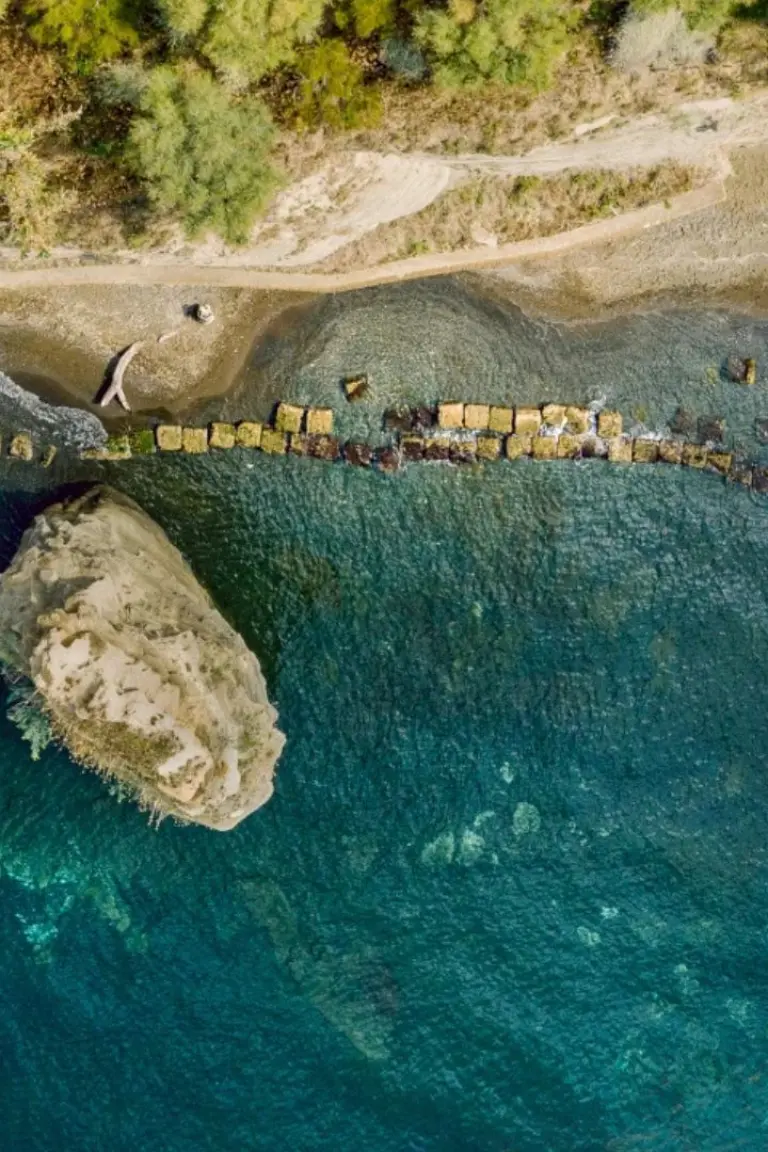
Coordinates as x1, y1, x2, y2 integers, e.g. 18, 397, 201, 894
261, 429, 288, 455
0, 370, 106, 454
505, 435, 533, 460
707, 451, 733, 475
658, 440, 683, 465
377, 447, 401, 473
275, 403, 304, 434
515, 408, 542, 435
209, 423, 236, 450
424, 438, 450, 462
542, 404, 566, 428
532, 437, 558, 461
81, 433, 132, 461
288, 433, 310, 455
489, 406, 513, 435
309, 436, 341, 461
450, 439, 477, 465
182, 427, 208, 454
608, 438, 633, 464
477, 435, 502, 461
344, 442, 373, 467
41, 446, 57, 469
156, 425, 182, 452
682, 443, 708, 469
633, 439, 659, 464
9, 433, 33, 462
401, 436, 425, 462
557, 434, 583, 459
598, 411, 623, 439
464, 404, 490, 431
306, 408, 333, 436
236, 421, 262, 449
129, 430, 156, 456
566, 407, 590, 435
438, 402, 464, 430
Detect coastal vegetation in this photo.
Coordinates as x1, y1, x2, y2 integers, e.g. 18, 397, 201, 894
0, 0, 766, 250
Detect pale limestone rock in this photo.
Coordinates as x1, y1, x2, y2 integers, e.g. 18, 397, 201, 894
542, 404, 566, 428
565, 407, 590, 435
505, 435, 533, 459
608, 438, 633, 464
532, 437, 558, 460
9, 433, 33, 462
306, 408, 333, 436
633, 439, 659, 464
598, 411, 623, 439
182, 427, 208, 454
275, 403, 304, 434
156, 425, 183, 452
236, 422, 262, 449
261, 429, 288, 454
489, 406, 513, 435
0, 488, 284, 830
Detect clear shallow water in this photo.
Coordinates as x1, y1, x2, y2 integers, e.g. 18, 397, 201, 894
3, 294, 768, 1150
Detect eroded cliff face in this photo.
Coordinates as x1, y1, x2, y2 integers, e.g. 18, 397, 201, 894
0, 487, 285, 830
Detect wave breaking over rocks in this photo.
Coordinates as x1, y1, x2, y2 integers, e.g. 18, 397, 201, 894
0, 487, 285, 830
0, 370, 107, 452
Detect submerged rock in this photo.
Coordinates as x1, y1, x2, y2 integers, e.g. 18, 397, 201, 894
0, 487, 285, 831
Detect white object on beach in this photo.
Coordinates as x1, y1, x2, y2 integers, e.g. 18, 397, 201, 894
157, 330, 179, 344
99, 341, 142, 411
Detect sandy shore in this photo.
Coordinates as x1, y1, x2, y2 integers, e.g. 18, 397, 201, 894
0, 142, 767, 417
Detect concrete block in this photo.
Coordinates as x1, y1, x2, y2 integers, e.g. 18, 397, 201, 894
682, 443, 708, 469
401, 436, 425, 462
464, 403, 490, 430
658, 439, 683, 465
209, 422, 236, 449
505, 435, 533, 460
275, 403, 304, 434
633, 439, 659, 464
156, 425, 182, 451
182, 427, 208, 454
306, 408, 333, 436
557, 434, 582, 459
515, 407, 542, 435
707, 451, 733, 475
598, 410, 622, 439
489, 406, 513, 435
542, 404, 566, 427
236, 421, 262, 448
424, 438, 450, 462
532, 436, 558, 460
438, 402, 464, 430
565, 406, 590, 435
476, 435, 502, 461
607, 438, 633, 464
261, 429, 288, 455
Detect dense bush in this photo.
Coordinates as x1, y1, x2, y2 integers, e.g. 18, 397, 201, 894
126, 65, 277, 242
414, 0, 579, 88
631, 0, 736, 30
22, 0, 141, 66
294, 40, 382, 127
613, 7, 713, 68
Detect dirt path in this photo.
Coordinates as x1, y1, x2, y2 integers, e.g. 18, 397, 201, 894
0, 91, 766, 291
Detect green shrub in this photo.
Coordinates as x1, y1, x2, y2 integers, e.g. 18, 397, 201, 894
631, 0, 736, 30
334, 0, 396, 38
127, 65, 277, 243
22, 0, 141, 67
202, 0, 327, 84
155, 0, 209, 42
414, 0, 579, 88
129, 428, 156, 454
294, 40, 382, 129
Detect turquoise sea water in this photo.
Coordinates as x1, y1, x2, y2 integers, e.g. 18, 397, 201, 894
3, 287, 768, 1150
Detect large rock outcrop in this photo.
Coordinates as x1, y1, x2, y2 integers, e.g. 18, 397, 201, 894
0, 487, 285, 830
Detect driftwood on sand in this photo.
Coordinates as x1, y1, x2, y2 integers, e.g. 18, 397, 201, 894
99, 342, 143, 411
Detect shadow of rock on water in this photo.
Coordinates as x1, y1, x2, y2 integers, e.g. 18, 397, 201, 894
238, 878, 395, 1062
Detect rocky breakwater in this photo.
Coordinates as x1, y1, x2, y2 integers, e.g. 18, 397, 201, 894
0, 487, 285, 830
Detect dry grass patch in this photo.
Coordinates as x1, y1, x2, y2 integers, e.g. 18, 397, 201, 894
318, 162, 699, 271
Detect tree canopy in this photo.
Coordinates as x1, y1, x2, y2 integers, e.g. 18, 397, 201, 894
127, 66, 277, 243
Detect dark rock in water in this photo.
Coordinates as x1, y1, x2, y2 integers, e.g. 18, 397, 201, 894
698, 415, 725, 443
376, 447, 401, 474
401, 436, 424, 462
0, 371, 106, 453
670, 407, 696, 438
413, 406, 436, 431
344, 442, 373, 468
751, 467, 768, 494
309, 436, 341, 461
450, 440, 477, 465
727, 356, 757, 385
580, 437, 607, 459
424, 438, 450, 462
729, 459, 753, 488
343, 375, 369, 403
755, 419, 768, 444
383, 407, 414, 434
